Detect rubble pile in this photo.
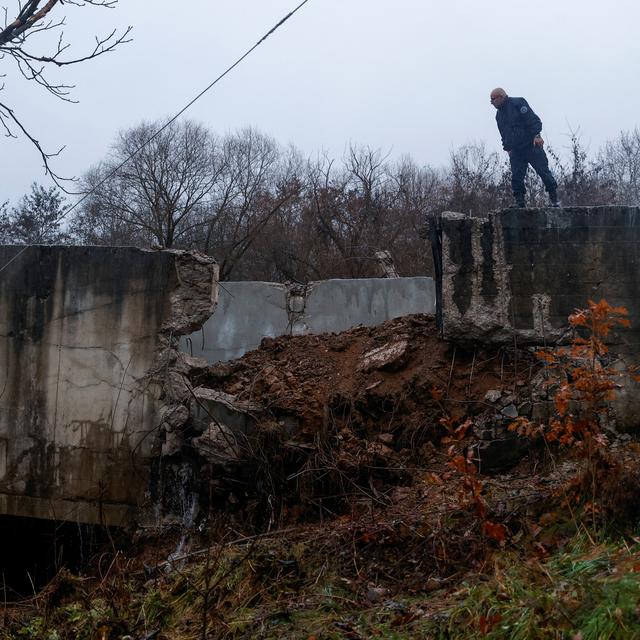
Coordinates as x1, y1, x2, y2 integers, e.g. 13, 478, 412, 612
165, 314, 542, 527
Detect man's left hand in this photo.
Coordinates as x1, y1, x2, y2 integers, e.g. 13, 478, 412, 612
533, 135, 544, 147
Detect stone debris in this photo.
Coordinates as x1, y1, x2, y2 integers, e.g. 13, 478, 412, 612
162, 371, 192, 404
359, 339, 409, 372
174, 353, 210, 375
193, 388, 261, 414
475, 435, 529, 474
161, 250, 219, 336
192, 422, 242, 465
160, 404, 189, 431
366, 584, 390, 603
518, 401, 533, 417
501, 404, 518, 419
500, 394, 517, 408
191, 388, 261, 435
160, 314, 627, 525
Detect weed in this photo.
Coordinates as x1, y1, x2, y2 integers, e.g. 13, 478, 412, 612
511, 299, 634, 533
434, 390, 508, 544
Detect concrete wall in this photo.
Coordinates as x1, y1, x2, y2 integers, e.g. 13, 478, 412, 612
434, 207, 640, 345
183, 277, 436, 363
0, 246, 217, 526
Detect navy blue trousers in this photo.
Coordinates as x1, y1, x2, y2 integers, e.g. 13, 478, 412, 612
510, 146, 558, 204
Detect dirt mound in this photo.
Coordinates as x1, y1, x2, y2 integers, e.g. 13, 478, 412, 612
184, 315, 534, 527
195, 314, 523, 430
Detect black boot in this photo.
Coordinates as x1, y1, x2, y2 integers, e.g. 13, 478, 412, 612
549, 191, 561, 207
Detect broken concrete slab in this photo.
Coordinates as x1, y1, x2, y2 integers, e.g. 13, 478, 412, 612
191, 387, 261, 435
192, 422, 242, 466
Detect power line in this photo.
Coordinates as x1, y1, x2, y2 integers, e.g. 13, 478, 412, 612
0, 246, 28, 275
63, 0, 313, 219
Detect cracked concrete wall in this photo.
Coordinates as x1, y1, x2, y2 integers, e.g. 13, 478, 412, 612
182, 277, 436, 363
0, 246, 217, 526
434, 207, 640, 345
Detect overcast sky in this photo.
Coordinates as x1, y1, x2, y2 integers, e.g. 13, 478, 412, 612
2, 0, 640, 203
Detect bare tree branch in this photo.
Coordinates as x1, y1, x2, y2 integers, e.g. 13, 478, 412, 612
0, 0, 131, 188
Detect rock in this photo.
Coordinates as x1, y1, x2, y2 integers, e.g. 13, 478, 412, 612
174, 353, 209, 375
473, 413, 497, 439
163, 371, 192, 404
518, 401, 533, 417
367, 585, 389, 603
474, 427, 495, 440
383, 600, 407, 612
162, 429, 183, 457
532, 401, 554, 422
192, 422, 242, 465
205, 361, 236, 381
484, 389, 502, 403
501, 404, 518, 419
360, 339, 409, 372
160, 404, 189, 431
378, 433, 394, 445
475, 433, 529, 474
500, 394, 517, 408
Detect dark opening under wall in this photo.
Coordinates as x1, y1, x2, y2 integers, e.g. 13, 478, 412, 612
0, 515, 117, 600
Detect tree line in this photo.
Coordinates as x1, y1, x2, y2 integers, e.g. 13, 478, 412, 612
2, 122, 640, 281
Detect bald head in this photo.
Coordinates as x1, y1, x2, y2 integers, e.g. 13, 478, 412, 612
490, 87, 508, 109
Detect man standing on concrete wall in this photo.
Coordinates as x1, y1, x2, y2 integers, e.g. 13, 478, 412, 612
490, 88, 560, 208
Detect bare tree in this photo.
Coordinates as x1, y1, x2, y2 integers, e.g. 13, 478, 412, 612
197, 128, 302, 280
71, 125, 302, 276
388, 155, 445, 276
598, 128, 640, 205
69, 166, 148, 246
542, 130, 614, 206
445, 142, 511, 215
74, 120, 219, 247
68, 120, 640, 281
0, 0, 131, 183
296, 145, 435, 280
0, 182, 69, 243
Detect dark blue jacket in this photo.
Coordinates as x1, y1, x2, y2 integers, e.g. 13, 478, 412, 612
496, 97, 542, 151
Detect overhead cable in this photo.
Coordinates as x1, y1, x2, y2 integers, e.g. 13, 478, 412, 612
62, 0, 313, 219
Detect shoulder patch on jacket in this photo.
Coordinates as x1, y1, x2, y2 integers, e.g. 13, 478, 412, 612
520, 105, 528, 114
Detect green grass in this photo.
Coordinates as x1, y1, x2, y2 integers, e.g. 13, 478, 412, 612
4, 532, 640, 640
428, 536, 640, 640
